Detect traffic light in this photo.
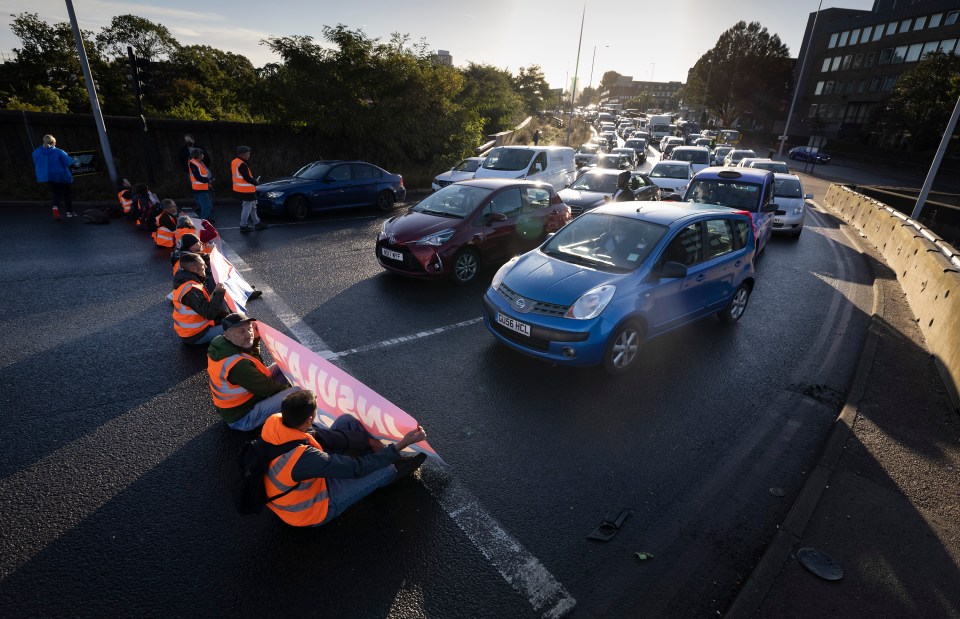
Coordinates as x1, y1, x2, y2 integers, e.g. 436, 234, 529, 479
127, 46, 153, 99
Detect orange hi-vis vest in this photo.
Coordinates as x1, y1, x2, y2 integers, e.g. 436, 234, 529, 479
175, 226, 198, 245
208, 351, 271, 409
153, 214, 175, 248
172, 279, 214, 338
261, 414, 329, 526
190, 159, 209, 191
118, 190, 132, 213
231, 158, 255, 193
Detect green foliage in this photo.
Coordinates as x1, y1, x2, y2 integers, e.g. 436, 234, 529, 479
5, 85, 70, 112
166, 95, 213, 121
96, 14, 180, 60
515, 65, 550, 114
598, 71, 621, 94
458, 63, 525, 134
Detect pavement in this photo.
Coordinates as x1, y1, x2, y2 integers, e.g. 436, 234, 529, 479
727, 164, 960, 617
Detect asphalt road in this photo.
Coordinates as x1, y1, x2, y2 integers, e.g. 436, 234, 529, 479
0, 156, 876, 617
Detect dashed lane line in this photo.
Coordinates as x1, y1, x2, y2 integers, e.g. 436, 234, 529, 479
328, 317, 484, 360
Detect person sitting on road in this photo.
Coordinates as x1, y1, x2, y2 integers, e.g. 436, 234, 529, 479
171, 233, 207, 277
174, 215, 199, 247
207, 312, 300, 431
261, 390, 428, 527
172, 253, 227, 345
114, 178, 133, 218
153, 199, 178, 249
613, 171, 635, 202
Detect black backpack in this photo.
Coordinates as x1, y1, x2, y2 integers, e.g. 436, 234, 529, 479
230, 438, 309, 515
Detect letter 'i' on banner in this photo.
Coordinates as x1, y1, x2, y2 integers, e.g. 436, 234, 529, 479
257, 322, 442, 461
208, 245, 254, 313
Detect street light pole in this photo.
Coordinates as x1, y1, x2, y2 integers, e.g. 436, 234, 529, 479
701, 58, 713, 125
566, 4, 586, 146
779, 0, 823, 157
911, 91, 960, 220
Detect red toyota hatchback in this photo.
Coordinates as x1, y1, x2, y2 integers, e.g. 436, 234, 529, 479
376, 178, 572, 284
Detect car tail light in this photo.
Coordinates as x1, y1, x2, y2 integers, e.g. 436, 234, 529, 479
399, 176, 405, 189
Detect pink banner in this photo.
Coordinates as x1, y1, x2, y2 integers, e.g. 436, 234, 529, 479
257, 322, 440, 460
208, 246, 254, 314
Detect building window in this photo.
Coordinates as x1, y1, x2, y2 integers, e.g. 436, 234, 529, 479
879, 48, 893, 64
846, 81, 856, 94
945, 11, 958, 27
810, 104, 818, 117
869, 76, 881, 92
815, 81, 824, 95
818, 105, 828, 118
913, 16, 927, 30
825, 104, 834, 119
886, 22, 897, 36
863, 26, 873, 41
841, 55, 853, 70
930, 13, 943, 28
873, 26, 883, 41
865, 52, 875, 67
836, 80, 845, 93
892, 46, 907, 63
828, 33, 838, 48
824, 81, 835, 94
898, 20, 911, 34
831, 56, 842, 71
922, 41, 939, 57
941, 39, 957, 53
850, 29, 861, 45
822, 58, 832, 72
881, 75, 898, 91
839, 31, 849, 46
853, 53, 864, 69
906, 44, 923, 62
858, 80, 866, 93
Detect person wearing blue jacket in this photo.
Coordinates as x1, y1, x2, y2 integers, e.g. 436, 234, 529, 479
32, 134, 74, 219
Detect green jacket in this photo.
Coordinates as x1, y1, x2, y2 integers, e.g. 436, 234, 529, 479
207, 335, 288, 424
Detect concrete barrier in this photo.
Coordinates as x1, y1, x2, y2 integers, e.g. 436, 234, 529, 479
823, 184, 960, 411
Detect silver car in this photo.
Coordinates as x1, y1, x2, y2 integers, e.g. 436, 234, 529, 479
723, 149, 757, 167
772, 173, 812, 239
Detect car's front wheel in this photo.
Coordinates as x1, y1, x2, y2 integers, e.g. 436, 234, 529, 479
376, 190, 396, 212
452, 248, 479, 284
718, 283, 751, 324
286, 195, 309, 220
603, 320, 644, 375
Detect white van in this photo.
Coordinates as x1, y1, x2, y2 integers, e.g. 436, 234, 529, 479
473, 146, 576, 190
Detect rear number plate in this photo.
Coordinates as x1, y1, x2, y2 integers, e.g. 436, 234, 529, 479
497, 313, 531, 336
381, 247, 403, 261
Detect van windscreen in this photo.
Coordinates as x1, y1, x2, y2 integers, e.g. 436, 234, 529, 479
482, 148, 534, 171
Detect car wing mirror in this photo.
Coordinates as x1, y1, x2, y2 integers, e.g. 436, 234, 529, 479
657, 261, 688, 279
761, 202, 778, 213
804, 193, 813, 200
486, 212, 507, 223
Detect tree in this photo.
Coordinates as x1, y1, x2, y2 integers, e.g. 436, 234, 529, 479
96, 14, 180, 60
870, 51, 960, 150
514, 64, 550, 114
166, 45, 260, 121
598, 70, 621, 95
685, 21, 791, 127
577, 86, 598, 107
458, 63, 525, 134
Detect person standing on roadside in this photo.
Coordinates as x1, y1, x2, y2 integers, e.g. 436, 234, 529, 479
231, 146, 267, 233
178, 134, 209, 185
32, 134, 74, 220
532, 130, 541, 146
189, 149, 215, 223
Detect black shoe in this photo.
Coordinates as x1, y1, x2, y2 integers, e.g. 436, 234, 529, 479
392, 453, 427, 483
254, 222, 268, 230
239, 225, 251, 233
248, 290, 263, 300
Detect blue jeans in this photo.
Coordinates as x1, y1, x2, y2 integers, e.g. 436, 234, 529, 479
227, 364, 301, 431
317, 415, 397, 525
191, 324, 223, 346
194, 191, 213, 220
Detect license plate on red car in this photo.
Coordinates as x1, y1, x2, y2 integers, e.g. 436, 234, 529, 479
381, 247, 403, 262
497, 313, 530, 336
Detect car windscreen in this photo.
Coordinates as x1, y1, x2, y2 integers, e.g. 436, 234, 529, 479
672, 150, 709, 164
650, 164, 689, 179
774, 178, 803, 198
294, 163, 332, 180
730, 150, 756, 161
455, 159, 481, 172
570, 173, 618, 193
715, 148, 732, 158
411, 185, 492, 218
652, 124, 670, 133
685, 179, 761, 211
541, 212, 668, 272
598, 157, 623, 169
578, 145, 599, 154
625, 140, 646, 149
754, 162, 789, 173
482, 148, 533, 171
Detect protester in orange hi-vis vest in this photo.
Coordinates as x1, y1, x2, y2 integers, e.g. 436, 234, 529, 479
207, 312, 300, 431
188, 149, 214, 222
231, 146, 267, 233
152, 199, 178, 248
174, 215, 199, 246
172, 253, 227, 345
171, 233, 206, 276
116, 178, 133, 216
260, 390, 428, 527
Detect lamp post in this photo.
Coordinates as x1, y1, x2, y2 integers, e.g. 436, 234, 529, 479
779, 0, 824, 157
649, 63, 656, 83
701, 58, 713, 125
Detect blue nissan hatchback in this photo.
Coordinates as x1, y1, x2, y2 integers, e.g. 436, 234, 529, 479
483, 202, 756, 374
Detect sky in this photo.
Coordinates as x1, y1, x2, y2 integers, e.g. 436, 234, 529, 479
0, 0, 876, 89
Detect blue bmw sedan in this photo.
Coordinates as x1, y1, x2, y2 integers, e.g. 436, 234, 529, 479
483, 202, 757, 374
256, 160, 406, 219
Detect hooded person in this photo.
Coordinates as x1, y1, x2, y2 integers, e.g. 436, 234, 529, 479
171, 252, 228, 345
32, 134, 74, 219
171, 233, 205, 276
206, 312, 300, 431
613, 171, 635, 202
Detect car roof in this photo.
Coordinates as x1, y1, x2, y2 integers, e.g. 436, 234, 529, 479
653, 160, 692, 167
454, 178, 553, 190
773, 173, 801, 181
692, 166, 773, 182
578, 168, 627, 177
589, 201, 750, 226
672, 146, 709, 151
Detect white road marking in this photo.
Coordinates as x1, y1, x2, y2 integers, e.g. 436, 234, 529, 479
209, 221, 576, 617
329, 317, 483, 360
216, 213, 378, 231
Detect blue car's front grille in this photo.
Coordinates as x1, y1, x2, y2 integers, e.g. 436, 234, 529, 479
496, 284, 570, 317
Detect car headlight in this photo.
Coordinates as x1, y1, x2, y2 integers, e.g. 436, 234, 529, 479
417, 229, 456, 246
677, 185, 687, 193
492, 256, 519, 290
264, 191, 284, 199
794, 203, 805, 215
564, 284, 616, 320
